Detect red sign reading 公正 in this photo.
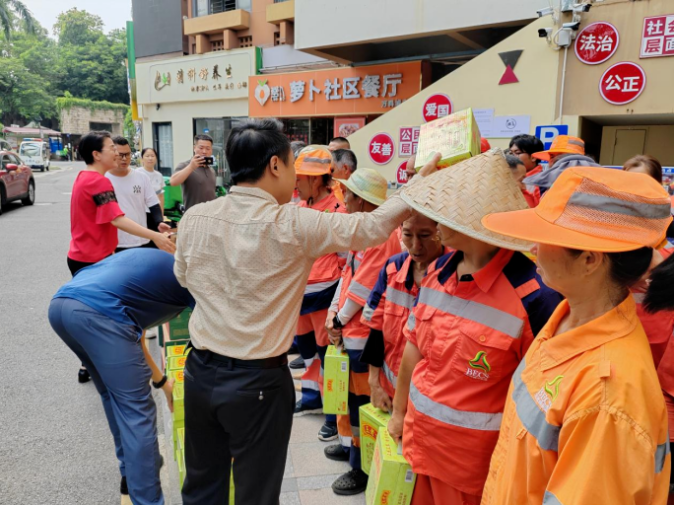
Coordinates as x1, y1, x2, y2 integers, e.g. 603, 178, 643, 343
574, 22, 619, 65
640, 14, 674, 59
369, 133, 395, 165
396, 161, 409, 185
422, 94, 453, 123
599, 62, 646, 105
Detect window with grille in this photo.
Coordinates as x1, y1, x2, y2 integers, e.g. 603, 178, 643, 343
211, 39, 224, 51
209, 0, 250, 13
274, 32, 282, 46
239, 36, 253, 48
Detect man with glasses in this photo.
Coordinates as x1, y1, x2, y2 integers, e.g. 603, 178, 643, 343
106, 137, 169, 252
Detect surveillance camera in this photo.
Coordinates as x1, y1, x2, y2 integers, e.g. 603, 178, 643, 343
537, 7, 554, 17
538, 27, 553, 38
573, 3, 591, 13
563, 21, 581, 31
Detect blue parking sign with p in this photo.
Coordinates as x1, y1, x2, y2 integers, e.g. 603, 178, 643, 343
535, 125, 569, 150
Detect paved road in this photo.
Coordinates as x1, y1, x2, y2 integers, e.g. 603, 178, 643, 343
0, 162, 171, 504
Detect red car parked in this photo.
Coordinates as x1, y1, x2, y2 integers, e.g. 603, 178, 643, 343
0, 150, 35, 215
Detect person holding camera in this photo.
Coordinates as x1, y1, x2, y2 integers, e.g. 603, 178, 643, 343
169, 134, 217, 211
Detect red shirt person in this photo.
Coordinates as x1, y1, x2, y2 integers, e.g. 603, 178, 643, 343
66, 131, 175, 384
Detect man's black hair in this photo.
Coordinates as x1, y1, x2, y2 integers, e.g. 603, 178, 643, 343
330, 136, 350, 146
79, 131, 112, 165
226, 118, 291, 185
194, 134, 213, 144
113, 136, 130, 147
509, 134, 544, 159
332, 149, 358, 173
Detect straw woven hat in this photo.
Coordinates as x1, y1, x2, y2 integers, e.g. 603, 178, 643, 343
336, 168, 388, 206
401, 148, 533, 251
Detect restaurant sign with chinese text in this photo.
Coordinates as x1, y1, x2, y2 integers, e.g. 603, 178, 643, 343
146, 50, 257, 104
247, 62, 422, 118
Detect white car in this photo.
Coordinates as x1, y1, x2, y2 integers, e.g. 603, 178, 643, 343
19, 141, 50, 172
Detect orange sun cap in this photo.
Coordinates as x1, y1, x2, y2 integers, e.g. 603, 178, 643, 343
294, 145, 333, 176
532, 135, 585, 162
482, 166, 673, 252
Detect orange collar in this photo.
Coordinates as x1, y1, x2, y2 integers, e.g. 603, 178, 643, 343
538, 295, 639, 371
440, 248, 513, 293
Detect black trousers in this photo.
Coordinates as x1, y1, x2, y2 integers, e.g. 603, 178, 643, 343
182, 348, 295, 505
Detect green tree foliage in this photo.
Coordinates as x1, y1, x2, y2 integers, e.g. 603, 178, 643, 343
53, 8, 103, 46
0, 7, 129, 126
0, 0, 37, 40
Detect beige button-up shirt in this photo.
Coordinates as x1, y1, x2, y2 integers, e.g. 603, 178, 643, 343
174, 185, 413, 360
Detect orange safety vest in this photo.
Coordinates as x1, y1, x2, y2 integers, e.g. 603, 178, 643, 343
338, 233, 401, 357
361, 249, 449, 398
482, 296, 671, 505
403, 249, 562, 496
298, 193, 347, 287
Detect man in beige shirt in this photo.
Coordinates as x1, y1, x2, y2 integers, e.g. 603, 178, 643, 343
174, 118, 439, 505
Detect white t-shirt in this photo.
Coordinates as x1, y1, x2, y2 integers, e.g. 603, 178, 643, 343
135, 167, 165, 195
106, 170, 159, 248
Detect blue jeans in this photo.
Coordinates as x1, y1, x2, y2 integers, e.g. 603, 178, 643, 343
48, 297, 164, 505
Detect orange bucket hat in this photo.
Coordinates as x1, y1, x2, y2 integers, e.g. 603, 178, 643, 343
532, 135, 585, 162
295, 146, 332, 176
482, 166, 672, 252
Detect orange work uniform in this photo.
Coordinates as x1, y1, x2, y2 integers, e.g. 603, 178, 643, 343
296, 192, 346, 407
482, 296, 671, 505
336, 232, 401, 468
361, 249, 449, 399
403, 249, 562, 504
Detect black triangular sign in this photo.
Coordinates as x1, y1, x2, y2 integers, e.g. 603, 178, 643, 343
499, 50, 523, 69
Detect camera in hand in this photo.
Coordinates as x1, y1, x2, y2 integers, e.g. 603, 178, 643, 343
202, 156, 214, 165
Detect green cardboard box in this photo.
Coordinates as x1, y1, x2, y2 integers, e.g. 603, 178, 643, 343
173, 383, 185, 422
177, 449, 185, 486
172, 418, 185, 457
323, 345, 349, 415
166, 344, 187, 358
168, 309, 192, 340
415, 107, 482, 171
168, 355, 187, 372
359, 403, 391, 475
365, 430, 416, 505
168, 369, 185, 384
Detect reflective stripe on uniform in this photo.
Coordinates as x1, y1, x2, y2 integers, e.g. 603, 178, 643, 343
301, 380, 320, 391
304, 279, 339, 295
512, 359, 561, 452
407, 312, 416, 331
410, 383, 502, 431
362, 304, 375, 322
656, 440, 671, 474
418, 287, 524, 338
543, 491, 563, 505
383, 362, 398, 389
343, 337, 367, 351
351, 425, 360, 439
338, 434, 352, 448
348, 280, 372, 301
386, 286, 416, 310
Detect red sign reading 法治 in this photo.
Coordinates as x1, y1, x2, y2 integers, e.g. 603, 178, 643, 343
575, 22, 619, 65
